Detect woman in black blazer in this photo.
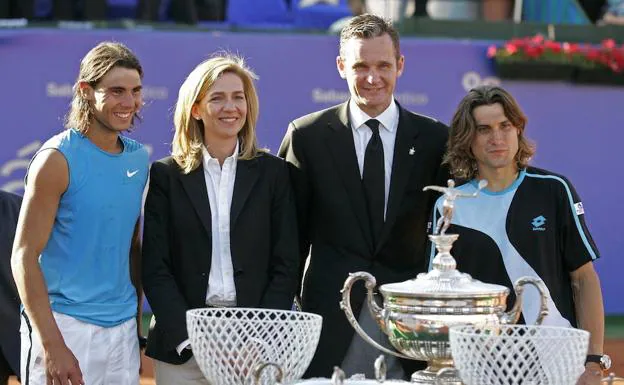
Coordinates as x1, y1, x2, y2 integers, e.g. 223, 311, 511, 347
141, 55, 300, 384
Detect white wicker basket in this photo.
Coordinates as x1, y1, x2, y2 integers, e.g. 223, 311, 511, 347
449, 324, 589, 385
187, 308, 322, 385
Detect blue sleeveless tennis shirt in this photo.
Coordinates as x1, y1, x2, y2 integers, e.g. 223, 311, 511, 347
33, 128, 149, 327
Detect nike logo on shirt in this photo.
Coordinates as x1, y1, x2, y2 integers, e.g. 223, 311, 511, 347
126, 169, 139, 178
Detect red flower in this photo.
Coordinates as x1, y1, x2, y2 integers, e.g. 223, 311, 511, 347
509, 38, 529, 49
504, 43, 518, 55
562, 42, 580, 54
530, 34, 544, 44
489, 34, 624, 74
487, 45, 497, 58
602, 39, 616, 50
524, 45, 543, 58
609, 61, 621, 73
613, 50, 624, 66
544, 40, 562, 54
585, 47, 601, 61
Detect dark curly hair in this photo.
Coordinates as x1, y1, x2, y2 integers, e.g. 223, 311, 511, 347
444, 85, 535, 180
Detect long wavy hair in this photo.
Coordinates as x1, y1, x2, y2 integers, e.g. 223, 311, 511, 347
65, 42, 143, 134
444, 86, 535, 180
172, 54, 263, 174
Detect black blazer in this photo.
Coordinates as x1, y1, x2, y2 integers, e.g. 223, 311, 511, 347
278, 101, 448, 378
0, 190, 22, 377
142, 153, 300, 365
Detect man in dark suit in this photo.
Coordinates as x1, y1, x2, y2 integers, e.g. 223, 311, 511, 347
0, 190, 21, 384
278, 13, 448, 379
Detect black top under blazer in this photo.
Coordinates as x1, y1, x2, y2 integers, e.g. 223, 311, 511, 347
0, 190, 22, 377
142, 152, 300, 365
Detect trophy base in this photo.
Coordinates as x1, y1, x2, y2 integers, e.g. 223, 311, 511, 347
410, 365, 463, 384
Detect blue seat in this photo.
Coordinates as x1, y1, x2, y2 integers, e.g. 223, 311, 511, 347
107, 0, 138, 19
292, 0, 352, 30
34, 0, 52, 18
227, 0, 293, 26
522, 0, 590, 24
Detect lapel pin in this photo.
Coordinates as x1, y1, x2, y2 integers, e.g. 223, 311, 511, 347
409, 147, 415, 155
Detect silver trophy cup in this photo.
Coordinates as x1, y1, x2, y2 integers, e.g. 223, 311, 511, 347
340, 180, 550, 384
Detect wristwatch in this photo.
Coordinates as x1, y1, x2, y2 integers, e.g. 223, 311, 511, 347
585, 354, 612, 370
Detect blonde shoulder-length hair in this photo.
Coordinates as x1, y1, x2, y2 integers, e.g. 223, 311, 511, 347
172, 54, 264, 174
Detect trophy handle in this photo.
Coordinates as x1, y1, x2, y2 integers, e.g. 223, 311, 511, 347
500, 276, 549, 325
339, 272, 412, 360
374, 355, 387, 382
250, 362, 283, 385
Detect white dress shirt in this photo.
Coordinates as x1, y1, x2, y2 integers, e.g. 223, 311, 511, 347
202, 143, 238, 307
349, 99, 399, 219
176, 142, 239, 355
343, 99, 404, 378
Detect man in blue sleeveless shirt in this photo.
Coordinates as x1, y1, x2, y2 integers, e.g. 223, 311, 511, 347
433, 86, 608, 385
11, 42, 149, 385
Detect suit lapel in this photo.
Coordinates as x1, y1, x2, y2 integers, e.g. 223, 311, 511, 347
230, 157, 259, 228
179, 164, 212, 239
376, 105, 422, 254
229, 157, 259, 273
325, 102, 374, 253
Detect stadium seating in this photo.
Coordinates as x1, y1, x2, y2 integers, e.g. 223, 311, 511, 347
30, 0, 592, 27
521, 0, 590, 24
107, 0, 139, 19
34, 0, 140, 20
226, 0, 293, 27
292, 0, 352, 30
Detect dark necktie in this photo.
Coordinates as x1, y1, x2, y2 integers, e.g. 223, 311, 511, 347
362, 119, 384, 248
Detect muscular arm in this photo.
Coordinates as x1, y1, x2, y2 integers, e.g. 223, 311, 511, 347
11, 149, 83, 384
570, 261, 604, 355
12, 150, 67, 348
571, 262, 605, 385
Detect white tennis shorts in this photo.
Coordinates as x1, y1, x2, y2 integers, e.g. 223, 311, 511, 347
20, 311, 140, 385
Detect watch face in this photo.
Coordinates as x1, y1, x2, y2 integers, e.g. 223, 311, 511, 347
601, 355, 612, 370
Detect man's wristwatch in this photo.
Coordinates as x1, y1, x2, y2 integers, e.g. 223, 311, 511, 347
138, 335, 148, 349
585, 354, 612, 370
